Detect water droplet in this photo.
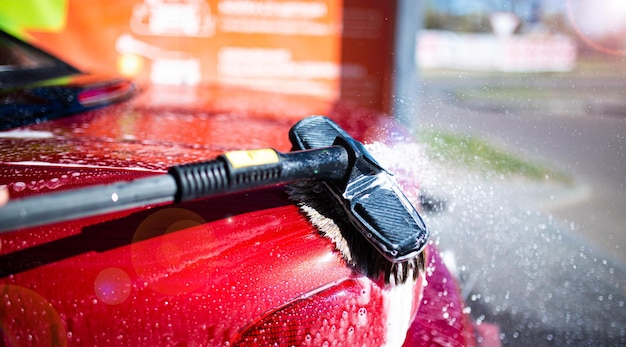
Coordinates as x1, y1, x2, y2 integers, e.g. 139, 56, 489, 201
357, 307, 367, 326
12, 182, 26, 192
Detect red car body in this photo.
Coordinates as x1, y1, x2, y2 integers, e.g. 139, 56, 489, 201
0, 82, 476, 346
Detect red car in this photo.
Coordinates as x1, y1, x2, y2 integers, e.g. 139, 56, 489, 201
0, 30, 477, 346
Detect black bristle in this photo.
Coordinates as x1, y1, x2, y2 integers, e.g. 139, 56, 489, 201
287, 181, 425, 285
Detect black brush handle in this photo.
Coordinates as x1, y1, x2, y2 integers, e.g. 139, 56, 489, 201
169, 146, 349, 202
0, 146, 349, 233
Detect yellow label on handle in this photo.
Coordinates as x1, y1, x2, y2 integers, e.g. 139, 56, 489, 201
224, 149, 279, 169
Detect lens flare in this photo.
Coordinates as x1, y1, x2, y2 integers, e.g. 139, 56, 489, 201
567, 0, 626, 56
0, 285, 67, 346
131, 208, 211, 295
94, 267, 132, 305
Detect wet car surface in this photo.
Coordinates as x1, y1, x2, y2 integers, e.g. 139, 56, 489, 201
0, 31, 477, 346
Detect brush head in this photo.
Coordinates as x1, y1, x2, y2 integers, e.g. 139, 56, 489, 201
287, 181, 425, 285
287, 116, 429, 285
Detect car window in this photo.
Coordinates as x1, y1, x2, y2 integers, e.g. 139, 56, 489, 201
0, 31, 79, 88
0, 37, 57, 72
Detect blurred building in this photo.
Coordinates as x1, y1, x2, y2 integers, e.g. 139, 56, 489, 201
419, 0, 578, 72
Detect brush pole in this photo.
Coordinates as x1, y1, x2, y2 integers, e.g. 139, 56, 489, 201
0, 146, 349, 233
0, 175, 177, 232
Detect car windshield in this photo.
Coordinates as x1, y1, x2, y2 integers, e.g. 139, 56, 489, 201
0, 31, 79, 88
0, 36, 56, 72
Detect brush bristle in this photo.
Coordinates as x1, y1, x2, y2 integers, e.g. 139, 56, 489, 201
287, 181, 425, 285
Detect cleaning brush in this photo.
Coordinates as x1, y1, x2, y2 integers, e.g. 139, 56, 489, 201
0, 116, 429, 285
287, 116, 428, 285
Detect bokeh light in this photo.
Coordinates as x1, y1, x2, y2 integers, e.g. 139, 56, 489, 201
131, 208, 211, 295
567, 0, 626, 55
117, 53, 144, 77
94, 267, 132, 305
0, 285, 67, 346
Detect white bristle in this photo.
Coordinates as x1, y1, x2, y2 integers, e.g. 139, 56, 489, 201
298, 203, 354, 263
287, 181, 424, 286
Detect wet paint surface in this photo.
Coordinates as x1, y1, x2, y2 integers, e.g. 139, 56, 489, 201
0, 191, 353, 345
403, 249, 477, 347
0, 87, 474, 346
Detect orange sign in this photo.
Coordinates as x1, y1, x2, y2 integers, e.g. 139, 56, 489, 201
23, 0, 397, 112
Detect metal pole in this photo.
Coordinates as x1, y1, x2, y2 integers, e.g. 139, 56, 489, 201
392, 0, 422, 131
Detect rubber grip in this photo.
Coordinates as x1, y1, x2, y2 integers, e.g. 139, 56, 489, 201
168, 159, 230, 202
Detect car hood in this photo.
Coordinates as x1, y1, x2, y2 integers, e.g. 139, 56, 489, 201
0, 86, 474, 346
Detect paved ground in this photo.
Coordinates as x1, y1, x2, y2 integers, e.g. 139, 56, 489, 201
408, 65, 626, 345
420, 81, 626, 263
418, 160, 626, 346
416, 67, 626, 265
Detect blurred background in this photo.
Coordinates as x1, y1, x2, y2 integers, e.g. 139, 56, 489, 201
415, 0, 626, 345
